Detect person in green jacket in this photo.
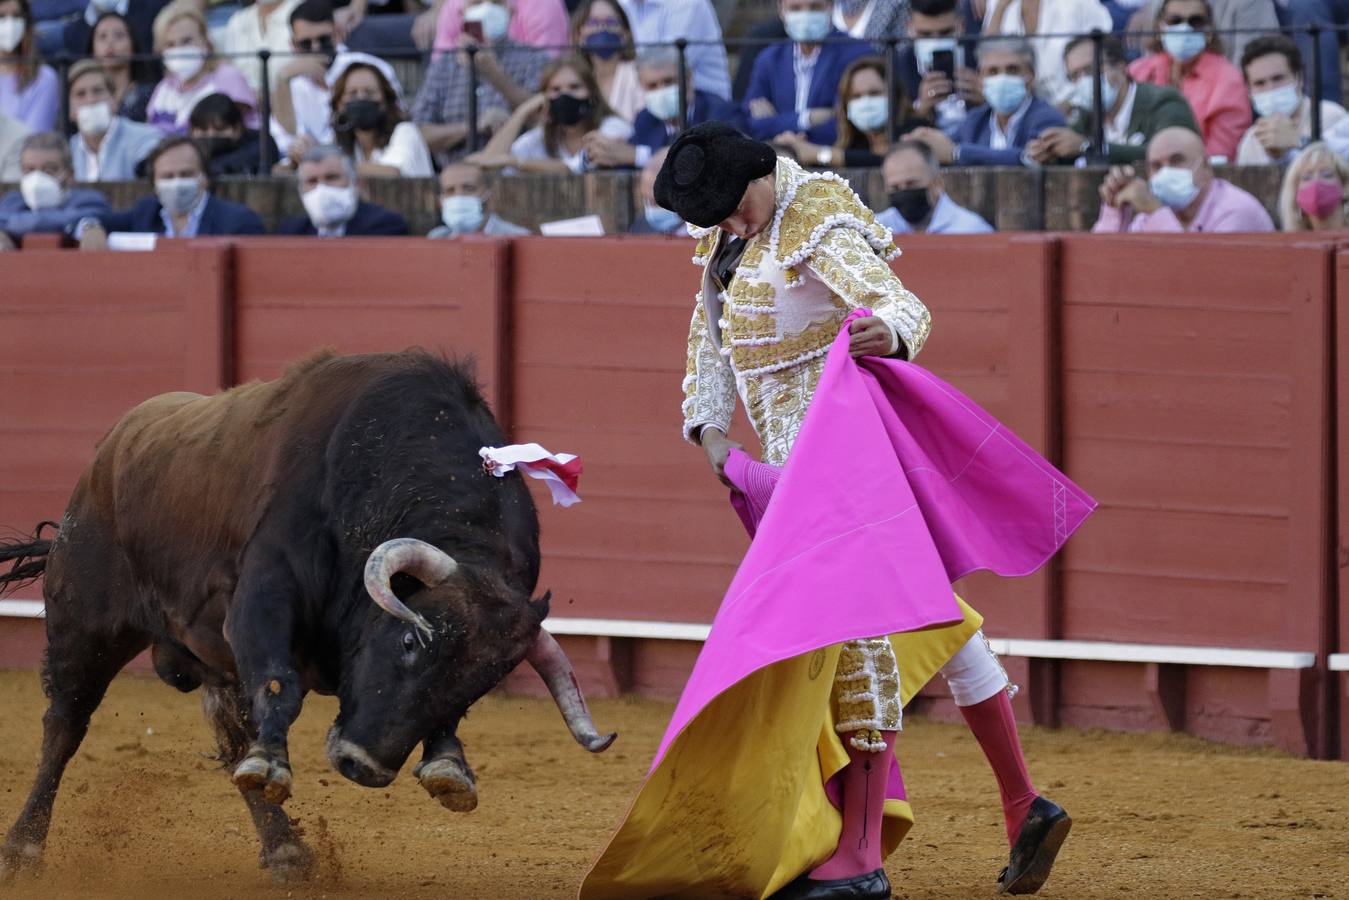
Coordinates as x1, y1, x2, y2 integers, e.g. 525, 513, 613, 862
1026, 34, 1200, 166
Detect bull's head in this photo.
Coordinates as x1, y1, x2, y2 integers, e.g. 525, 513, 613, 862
326, 537, 615, 792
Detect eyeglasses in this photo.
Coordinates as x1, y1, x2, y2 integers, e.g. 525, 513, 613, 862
296, 35, 334, 52
584, 16, 623, 28
1162, 14, 1209, 28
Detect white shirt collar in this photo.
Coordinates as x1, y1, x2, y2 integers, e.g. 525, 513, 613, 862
989, 94, 1033, 150
1105, 81, 1138, 143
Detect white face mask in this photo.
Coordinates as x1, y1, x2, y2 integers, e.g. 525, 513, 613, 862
20, 170, 65, 210
1070, 73, 1119, 113
163, 45, 207, 82
645, 83, 681, 122
913, 37, 958, 75
1161, 24, 1207, 64
76, 100, 113, 137
0, 15, 25, 53
441, 194, 485, 233
90, 0, 130, 15
302, 182, 359, 229
156, 176, 203, 215
846, 94, 888, 132
463, 2, 511, 42
643, 202, 682, 233
783, 10, 831, 43
1252, 82, 1301, 119
1149, 164, 1201, 210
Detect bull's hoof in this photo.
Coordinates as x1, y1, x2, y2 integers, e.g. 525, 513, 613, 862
0, 840, 43, 882
415, 757, 478, 812
262, 840, 315, 883
233, 754, 294, 805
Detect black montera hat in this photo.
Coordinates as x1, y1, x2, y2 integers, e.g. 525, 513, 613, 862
653, 122, 777, 228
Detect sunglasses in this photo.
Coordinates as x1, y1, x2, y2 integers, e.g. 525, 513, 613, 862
1163, 14, 1209, 28
296, 35, 334, 52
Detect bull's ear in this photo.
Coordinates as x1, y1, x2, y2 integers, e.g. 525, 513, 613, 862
530, 590, 551, 622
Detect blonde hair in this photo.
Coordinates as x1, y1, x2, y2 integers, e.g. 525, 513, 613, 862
66, 59, 115, 96
1278, 141, 1349, 232
152, 0, 214, 55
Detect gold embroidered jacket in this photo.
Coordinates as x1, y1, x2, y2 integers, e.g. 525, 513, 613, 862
681, 157, 932, 464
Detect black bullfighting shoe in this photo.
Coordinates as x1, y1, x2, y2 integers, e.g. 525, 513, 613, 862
772, 868, 892, 899
997, 796, 1072, 895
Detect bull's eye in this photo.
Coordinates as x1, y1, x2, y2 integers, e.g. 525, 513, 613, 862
402, 631, 417, 651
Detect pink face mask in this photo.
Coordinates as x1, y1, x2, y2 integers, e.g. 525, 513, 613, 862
1296, 178, 1343, 219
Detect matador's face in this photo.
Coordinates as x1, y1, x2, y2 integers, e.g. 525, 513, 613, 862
718, 176, 777, 240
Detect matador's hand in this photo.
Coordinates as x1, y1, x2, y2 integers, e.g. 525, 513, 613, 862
849, 316, 896, 359
699, 427, 745, 490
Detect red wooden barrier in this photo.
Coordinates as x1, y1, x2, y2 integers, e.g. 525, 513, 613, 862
1057, 235, 1335, 755
1337, 250, 1349, 761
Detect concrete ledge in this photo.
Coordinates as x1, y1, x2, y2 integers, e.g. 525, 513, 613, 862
1329, 653, 1349, 672
0, 600, 44, 618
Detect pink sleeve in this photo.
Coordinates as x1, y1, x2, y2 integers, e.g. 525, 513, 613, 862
213, 64, 261, 128
434, 0, 468, 53
1129, 207, 1183, 233
1091, 204, 1129, 233
1210, 196, 1276, 233
515, 0, 570, 52
1127, 54, 1166, 87
1201, 69, 1253, 161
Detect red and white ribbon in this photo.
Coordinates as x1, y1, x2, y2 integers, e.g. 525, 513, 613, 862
480, 443, 583, 507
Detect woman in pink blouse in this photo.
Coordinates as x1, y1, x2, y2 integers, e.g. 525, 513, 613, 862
145, 0, 258, 135
1127, 0, 1250, 162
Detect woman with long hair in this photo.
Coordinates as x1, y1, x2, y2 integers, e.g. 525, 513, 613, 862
1279, 141, 1348, 232
145, 0, 258, 135
570, 0, 643, 122
777, 55, 915, 168
1127, 0, 1249, 161
0, 0, 58, 131
469, 55, 632, 175
329, 56, 433, 178
87, 11, 158, 123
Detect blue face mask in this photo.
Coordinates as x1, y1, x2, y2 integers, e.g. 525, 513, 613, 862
644, 203, 682, 233
1071, 73, 1119, 112
846, 95, 889, 133
1149, 165, 1201, 210
1161, 25, 1207, 63
582, 30, 624, 60
783, 10, 831, 43
982, 74, 1027, 115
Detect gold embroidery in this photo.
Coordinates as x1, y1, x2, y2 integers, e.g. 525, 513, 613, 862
681, 300, 737, 443
807, 227, 932, 359
835, 637, 903, 741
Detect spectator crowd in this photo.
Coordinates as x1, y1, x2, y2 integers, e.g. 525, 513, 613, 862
3, 0, 1349, 248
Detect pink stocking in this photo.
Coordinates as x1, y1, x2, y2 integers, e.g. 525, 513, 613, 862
809, 731, 897, 881
959, 690, 1037, 846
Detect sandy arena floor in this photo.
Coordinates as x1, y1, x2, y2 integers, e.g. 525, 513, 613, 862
0, 671, 1345, 899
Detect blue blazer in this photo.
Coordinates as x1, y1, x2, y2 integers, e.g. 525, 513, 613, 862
955, 96, 1066, 166
100, 194, 266, 235
277, 201, 409, 236
629, 91, 745, 151
744, 32, 873, 145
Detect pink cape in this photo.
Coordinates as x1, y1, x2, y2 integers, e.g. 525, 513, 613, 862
651, 311, 1096, 771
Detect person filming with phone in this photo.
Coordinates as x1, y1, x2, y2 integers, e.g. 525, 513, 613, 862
900, 0, 983, 136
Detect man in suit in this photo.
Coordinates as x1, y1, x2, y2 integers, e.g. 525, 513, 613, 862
78, 137, 265, 247
277, 144, 408, 237
1027, 34, 1200, 166
585, 46, 745, 170
907, 36, 1066, 166
743, 0, 873, 146
0, 131, 109, 251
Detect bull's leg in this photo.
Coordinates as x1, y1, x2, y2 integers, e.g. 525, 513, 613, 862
413, 725, 478, 811
1, 626, 147, 880
202, 687, 314, 881
225, 561, 306, 805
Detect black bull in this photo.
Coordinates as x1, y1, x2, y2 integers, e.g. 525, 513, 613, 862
0, 350, 615, 880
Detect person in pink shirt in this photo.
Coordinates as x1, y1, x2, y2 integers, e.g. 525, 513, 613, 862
1127, 0, 1250, 161
1093, 126, 1275, 233
433, 0, 569, 57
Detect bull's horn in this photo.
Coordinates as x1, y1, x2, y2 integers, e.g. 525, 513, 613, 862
363, 538, 459, 645
526, 629, 617, 753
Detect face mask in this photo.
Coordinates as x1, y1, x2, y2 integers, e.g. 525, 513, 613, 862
302, 182, 359, 229
783, 10, 830, 43
20, 170, 64, 210
914, 37, 958, 75
582, 30, 624, 60
644, 202, 682, 232
645, 83, 680, 121
464, 2, 511, 42
846, 95, 889, 133
982, 74, 1027, 115
441, 194, 485, 233
339, 98, 386, 132
1149, 164, 1201, 210
91, 0, 130, 15
548, 93, 592, 126
1161, 25, 1207, 64
198, 135, 238, 158
156, 176, 203, 215
0, 15, 25, 53
1070, 73, 1119, 112
1252, 82, 1301, 119
889, 188, 933, 225
163, 46, 207, 82
1296, 178, 1342, 219
76, 100, 113, 137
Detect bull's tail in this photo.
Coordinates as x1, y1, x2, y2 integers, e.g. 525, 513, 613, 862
0, 521, 58, 597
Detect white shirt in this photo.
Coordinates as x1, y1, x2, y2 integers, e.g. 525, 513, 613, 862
222, 0, 304, 93
989, 94, 1033, 150
1104, 81, 1138, 145
510, 115, 633, 174
831, 0, 876, 39
793, 44, 820, 130
617, 0, 732, 99
269, 75, 335, 157
983, 0, 1112, 107
877, 193, 994, 235
355, 121, 435, 177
